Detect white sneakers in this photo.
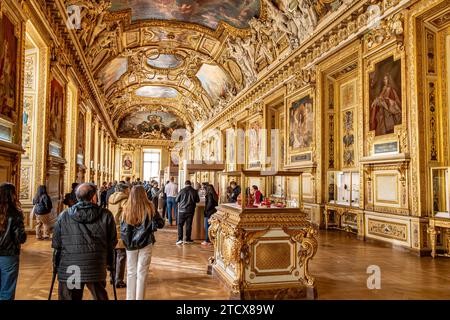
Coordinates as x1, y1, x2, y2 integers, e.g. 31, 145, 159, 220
175, 240, 195, 245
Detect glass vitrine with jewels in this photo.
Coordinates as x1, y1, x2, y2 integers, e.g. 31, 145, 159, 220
327, 171, 360, 207
218, 170, 304, 211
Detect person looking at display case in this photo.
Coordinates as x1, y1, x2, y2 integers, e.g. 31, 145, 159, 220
228, 181, 241, 203
251, 185, 263, 205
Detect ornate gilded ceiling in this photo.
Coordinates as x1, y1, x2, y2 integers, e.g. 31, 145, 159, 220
67, 0, 342, 140
109, 0, 261, 29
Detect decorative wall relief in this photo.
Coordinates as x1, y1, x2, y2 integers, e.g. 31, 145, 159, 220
426, 29, 436, 74
342, 110, 355, 167
22, 95, 33, 160
328, 114, 335, 168
19, 166, 30, 200
0, 13, 18, 123
367, 218, 407, 242
428, 81, 438, 161
24, 55, 35, 90
49, 79, 65, 144
369, 56, 402, 136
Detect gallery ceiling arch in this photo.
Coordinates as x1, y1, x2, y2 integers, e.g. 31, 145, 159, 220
66, 0, 342, 139
65, 0, 263, 140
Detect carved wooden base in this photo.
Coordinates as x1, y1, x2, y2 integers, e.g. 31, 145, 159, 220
211, 267, 317, 300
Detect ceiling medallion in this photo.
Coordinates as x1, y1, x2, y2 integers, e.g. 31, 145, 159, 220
135, 85, 179, 98
147, 53, 184, 69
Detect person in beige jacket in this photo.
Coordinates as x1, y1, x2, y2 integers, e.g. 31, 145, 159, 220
108, 183, 130, 288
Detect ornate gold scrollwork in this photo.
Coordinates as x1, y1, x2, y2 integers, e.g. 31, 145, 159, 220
282, 225, 319, 287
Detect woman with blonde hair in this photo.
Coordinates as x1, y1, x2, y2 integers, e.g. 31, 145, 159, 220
121, 185, 164, 300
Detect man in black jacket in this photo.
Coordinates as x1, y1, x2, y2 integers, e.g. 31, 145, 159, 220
175, 180, 200, 245
52, 183, 117, 300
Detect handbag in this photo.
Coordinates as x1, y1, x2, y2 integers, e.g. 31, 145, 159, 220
152, 211, 165, 231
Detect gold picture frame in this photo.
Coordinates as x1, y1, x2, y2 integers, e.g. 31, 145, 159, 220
285, 88, 315, 167
364, 47, 406, 156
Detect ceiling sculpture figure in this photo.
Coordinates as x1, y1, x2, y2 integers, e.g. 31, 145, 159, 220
66, 0, 343, 139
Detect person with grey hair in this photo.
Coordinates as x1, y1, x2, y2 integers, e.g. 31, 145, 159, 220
52, 183, 117, 300
108, 182, 130, 288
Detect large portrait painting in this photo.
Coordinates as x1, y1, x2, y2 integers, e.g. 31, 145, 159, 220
49, 79, 64, 143
110, 0, 261, 30
118, 111, 186, 139
248, 120, 261, 168
288, 95, 314, 151
369, 56, 402, 136
0, 14, 18, 122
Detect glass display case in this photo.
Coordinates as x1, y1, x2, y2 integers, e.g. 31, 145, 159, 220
431, 167, 450, 218
327, 171, 360, 207
218, 170, 304, 212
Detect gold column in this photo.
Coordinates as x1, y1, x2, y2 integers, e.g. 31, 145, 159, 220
85, 108, 92, 181
93, 118, 99, 184
64, 81, 78, 193
99, 128, 105, 184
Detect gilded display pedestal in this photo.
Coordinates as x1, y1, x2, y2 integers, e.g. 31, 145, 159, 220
208, 205, 318, 300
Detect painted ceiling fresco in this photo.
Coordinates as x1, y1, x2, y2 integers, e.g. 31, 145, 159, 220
135, 85, 179, 98
110, 0, 260, 29
196, 64, 231, 102
97, 57, 128, 90
147, 54, 183, 69
118, 110, 186, 139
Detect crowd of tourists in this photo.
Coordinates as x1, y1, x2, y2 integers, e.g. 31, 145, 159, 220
0, 176, 219, 300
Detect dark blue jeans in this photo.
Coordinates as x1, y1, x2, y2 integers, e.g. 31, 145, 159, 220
204, 217, 210, 243
166, 197, 177, 225
0, 255, 20, 300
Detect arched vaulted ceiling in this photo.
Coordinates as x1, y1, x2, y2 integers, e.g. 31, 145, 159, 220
70, 0, 262, 139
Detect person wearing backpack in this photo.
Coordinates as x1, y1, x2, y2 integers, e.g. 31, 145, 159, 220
121, 185, 164, 300
108, 182, 130, 288
63, 183, 78, 208
32, 185, 53, 240
52, 183, 117, 300
0, 183, 27, 300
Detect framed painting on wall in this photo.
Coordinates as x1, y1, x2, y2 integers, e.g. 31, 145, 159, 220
368, 56, 402, 137
286, 92, 314, 166
123, 153, 133, 171
49, 79, 64, 144
0, 13, 18, 124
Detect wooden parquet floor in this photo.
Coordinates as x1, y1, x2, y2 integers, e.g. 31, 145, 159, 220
14, 228, 450, 300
